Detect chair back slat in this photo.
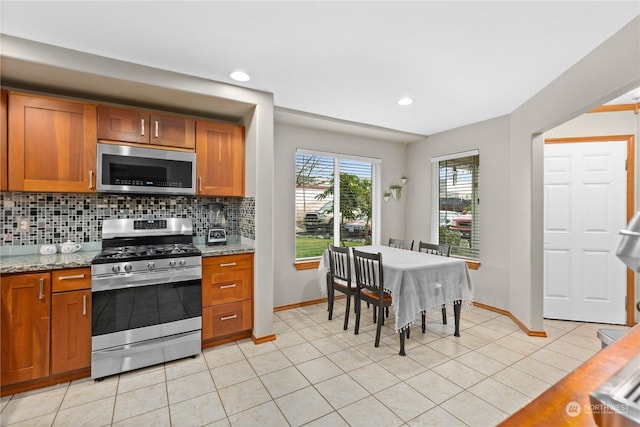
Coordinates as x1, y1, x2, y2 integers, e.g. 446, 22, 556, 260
352, 248, 385, 298
418, 241, 451, 257
388, 238, 414, 251
328, 244, 351, 283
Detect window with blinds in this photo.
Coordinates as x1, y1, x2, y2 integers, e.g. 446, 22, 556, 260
295, 151, 374, 260
434, 152, 480, 260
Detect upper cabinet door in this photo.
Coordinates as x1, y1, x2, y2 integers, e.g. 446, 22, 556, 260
97, 106, 148, 144
1, 89, 8, 191
150, 113, 195, 150
196, 121, 245, 197
98, 106, 195, 150
8, 93, 97, 193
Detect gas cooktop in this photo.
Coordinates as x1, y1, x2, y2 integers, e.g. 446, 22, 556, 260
92, 243, 201, 264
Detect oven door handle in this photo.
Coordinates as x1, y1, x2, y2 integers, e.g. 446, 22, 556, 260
91, 269, 201, 292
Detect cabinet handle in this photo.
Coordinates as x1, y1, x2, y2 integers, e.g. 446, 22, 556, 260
219, 262, 237, 268
58, 274, 85, 281
88, 170, 94, 189
220, 283, 237, 289
154, 120, 159, 138
198, 177, 202, 193
220, 314, 237, 321
39, 278, 44, 300
82, 294, 87, 316
141, 118, 145, 136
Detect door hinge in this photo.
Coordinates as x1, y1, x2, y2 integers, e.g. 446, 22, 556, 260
625, 159, 628, 171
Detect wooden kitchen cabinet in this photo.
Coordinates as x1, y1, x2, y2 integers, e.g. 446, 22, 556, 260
51, 268, 91, 375
1, 89, 8, 191
98, 105, 195, 150
8, 92, 97, 192
8, 92, 97, 193
196, 120, 245, 196
202, 253, 253, 346
1, 272, 51, 386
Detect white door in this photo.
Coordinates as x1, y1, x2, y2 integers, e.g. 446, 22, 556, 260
543, 140, 627, 324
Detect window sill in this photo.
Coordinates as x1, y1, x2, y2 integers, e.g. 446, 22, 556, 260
294, 260, 320, 271
465, 260, 480, 270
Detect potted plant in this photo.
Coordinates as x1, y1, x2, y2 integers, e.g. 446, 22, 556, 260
390, 184, 402, 200
383, 191, 391, 202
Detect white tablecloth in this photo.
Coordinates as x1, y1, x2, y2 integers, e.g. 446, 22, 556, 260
319, 245, 474, 332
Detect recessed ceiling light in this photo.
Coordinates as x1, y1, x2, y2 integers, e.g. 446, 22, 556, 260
397, 97, 414, 106
230, 71, 251, 82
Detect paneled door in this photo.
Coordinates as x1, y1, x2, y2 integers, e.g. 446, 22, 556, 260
543, 140, 627, 324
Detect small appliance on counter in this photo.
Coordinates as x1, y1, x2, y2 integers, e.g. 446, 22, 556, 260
589, 210, 640, 426
206, 202, 227, 245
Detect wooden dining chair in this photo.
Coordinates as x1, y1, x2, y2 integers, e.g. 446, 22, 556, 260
418, 241, 452, 331
327, 244, 357, 330
388, 238, 414, 251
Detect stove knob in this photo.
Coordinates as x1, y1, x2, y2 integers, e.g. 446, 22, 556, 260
179, 259, 187, 267
169, 260, 177, 268
147, 261, 155, 270
124, 263, 133, 273
111, 265, 120, 274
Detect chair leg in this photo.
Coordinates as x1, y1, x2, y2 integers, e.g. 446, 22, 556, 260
372, 305, 377, 323
406, 324, 410, 339
453, 300, 462, 337
399, 329, 406, 356
343, 294, 351, 330
421, 311, 426, 333
354, 297, 361, 335
328, 289, 334, 321
441, 304, 447, 325
374, 306, 383, 348
385, 306, 389, 318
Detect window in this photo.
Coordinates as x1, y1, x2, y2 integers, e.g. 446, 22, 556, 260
295, 150, 378, 260
432, 151, 480, 260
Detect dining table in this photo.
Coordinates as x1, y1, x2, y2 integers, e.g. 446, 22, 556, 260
318, 245, 474, 355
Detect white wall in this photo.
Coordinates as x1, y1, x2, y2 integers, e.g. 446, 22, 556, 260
405, 116, 511, 309
273, 114, 409, 307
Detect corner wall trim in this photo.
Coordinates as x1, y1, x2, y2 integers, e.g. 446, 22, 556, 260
472, 302, 547, 337
252, 333, 276, 344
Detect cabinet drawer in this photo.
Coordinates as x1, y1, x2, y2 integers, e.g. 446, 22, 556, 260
203, 270, 252, 305
202, 254, 252, 274
202, 300, 252, 340
52, 268, 91, 292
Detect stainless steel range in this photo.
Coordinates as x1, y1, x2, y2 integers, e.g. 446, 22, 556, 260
91, 218, 202, 380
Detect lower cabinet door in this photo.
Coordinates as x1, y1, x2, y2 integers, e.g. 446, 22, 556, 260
202, 300, 252, 340
51, 290, 91, 374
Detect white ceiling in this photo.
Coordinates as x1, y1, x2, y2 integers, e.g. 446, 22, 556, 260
1, 1, 638, 136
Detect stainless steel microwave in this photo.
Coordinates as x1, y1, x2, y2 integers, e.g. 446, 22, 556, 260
97, 143, 196, 195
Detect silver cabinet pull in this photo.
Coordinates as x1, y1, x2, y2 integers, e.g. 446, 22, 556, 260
82, 294, 87, 316
88, 170, 94, 189
219, 262, 237, 267
141, 118, 145, 136
220, 284, 237, 289
220, 314, 237, 321
154, 120, 159, 138
58, 274, 85, 281
38, 278, 44, 300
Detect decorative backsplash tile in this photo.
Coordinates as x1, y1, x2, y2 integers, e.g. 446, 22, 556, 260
0, 192, 255, 246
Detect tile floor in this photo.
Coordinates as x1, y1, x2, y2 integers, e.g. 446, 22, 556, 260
0, 301, 629, 426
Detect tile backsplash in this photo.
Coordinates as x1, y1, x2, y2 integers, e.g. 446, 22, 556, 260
0, 192, 255, 247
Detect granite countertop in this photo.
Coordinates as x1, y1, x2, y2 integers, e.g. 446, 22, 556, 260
0, 237, 255, 275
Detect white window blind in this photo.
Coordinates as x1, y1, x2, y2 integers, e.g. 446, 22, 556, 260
433, 153, 480, 260
295, 151, 375, 260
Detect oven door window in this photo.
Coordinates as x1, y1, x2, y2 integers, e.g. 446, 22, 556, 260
92, 279, 202, 336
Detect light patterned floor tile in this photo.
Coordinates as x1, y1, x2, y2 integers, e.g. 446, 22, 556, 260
202, 342, 246, 369
272, 330, 307, 349
228, 401, 289, 427
111, 407, 170, 427
210, 359, 256, 389
247, 349, 293, 376
60, 376, 119, 409
52, 396, 115, 427
304, 411, 350, 427
275, 386, 334, 426
512, 357, 570, 384
315, 374, 370, 410
468, 377, 531, 414
405, 371, 463, 405
374, 382, 435, 422
455, 350, 507, 376
338, 395, 403, 427
218, 378, 272, 416
407, 405, 467, 426
260, 366, 310, 398
169, 391, 227, 426
492, 367, 551, 399
112, 382, 168, 423
377, 354, 428, 381
166, 370, 216, 405
348, 363, 401, 394
296, 356, 344, 384
117, 365, 166, 394
432, 359, 486, 389
440, 391, 508, 425
164, 354, 208, 380
1, 384, 67, 425
280, 342, 324, 365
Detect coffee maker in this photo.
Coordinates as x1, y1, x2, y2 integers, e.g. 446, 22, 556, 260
206, 203, 227, 245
